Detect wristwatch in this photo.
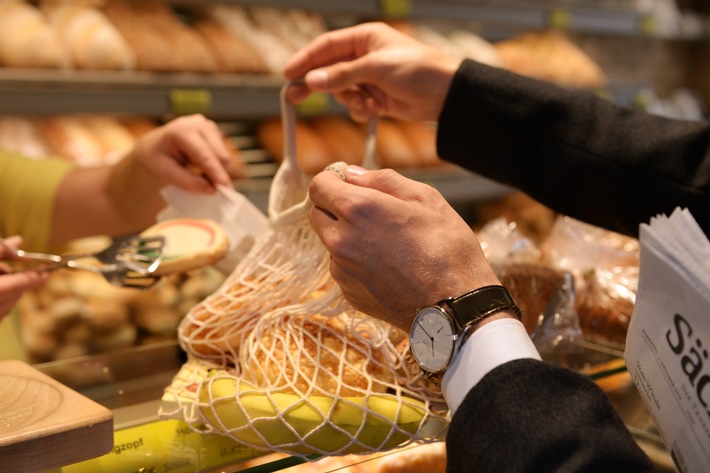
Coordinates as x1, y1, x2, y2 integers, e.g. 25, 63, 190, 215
409, 285, 522, 378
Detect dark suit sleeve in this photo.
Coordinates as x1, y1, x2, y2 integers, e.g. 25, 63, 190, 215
445, 359, 655, 473
437, 59, 710, 238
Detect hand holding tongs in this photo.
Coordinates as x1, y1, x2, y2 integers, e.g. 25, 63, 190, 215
0, 234, 166, 289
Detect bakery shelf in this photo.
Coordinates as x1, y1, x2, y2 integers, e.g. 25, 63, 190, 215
0, 69, 313, 119
170, 0, 684, 38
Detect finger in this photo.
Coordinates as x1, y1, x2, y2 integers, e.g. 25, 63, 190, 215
333, 88, 382, 123
196, 124, 233, 186
301, 54, 387, 96
0, 271, 50, 296
284, 24, 374, 80
158, 153, 216, 193
166, 130, 228, 192
0, 236, 24, 261
343, 166, 432, 201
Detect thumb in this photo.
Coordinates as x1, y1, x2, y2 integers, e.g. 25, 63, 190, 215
304, 56, 384, 94
343, 165, 427, 201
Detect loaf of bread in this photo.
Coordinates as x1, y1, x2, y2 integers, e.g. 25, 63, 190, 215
374, 118, 418, 169
256, 117, 334, 175
194, 19, 269, 74
42, 3, 135, 70
199, 4, 296, 74
396, 120, 441, 167
309, 116, 367, 166
102, 0, 218, 73
0, 0, 70, 68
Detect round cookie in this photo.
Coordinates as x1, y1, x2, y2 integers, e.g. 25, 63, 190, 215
141, 218, 229, 276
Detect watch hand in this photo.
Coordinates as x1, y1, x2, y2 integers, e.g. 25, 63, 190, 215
417, 321, 433, 339
416, 321, 436, 355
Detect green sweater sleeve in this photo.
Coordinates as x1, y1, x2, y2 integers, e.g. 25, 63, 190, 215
0, 152, 74, 252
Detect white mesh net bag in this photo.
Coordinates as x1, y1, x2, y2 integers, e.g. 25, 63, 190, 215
160, 85, 449, 459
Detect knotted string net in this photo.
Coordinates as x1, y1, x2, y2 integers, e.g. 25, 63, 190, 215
160, 85, 449, 458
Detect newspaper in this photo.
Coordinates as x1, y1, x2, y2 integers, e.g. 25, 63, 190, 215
625, 208, 710, 473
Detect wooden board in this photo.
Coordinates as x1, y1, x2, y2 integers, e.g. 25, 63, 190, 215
0, 359, 114, 472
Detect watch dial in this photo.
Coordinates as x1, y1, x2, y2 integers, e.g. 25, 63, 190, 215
410, 308, 455, 373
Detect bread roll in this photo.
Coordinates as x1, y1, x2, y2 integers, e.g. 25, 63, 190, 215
78, 115, 135, 164
0, 116, 52, 158
0, 0, 70, 68
37, 115, 105, 166
121, 116, 159, 138
256, 117, 334, 175
309, 116, 366, 166
42, 3, 135, 70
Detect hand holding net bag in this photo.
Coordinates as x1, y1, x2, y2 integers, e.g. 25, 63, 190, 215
160, 84, 449, 458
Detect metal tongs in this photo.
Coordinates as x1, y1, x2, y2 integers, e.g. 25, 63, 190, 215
0, 234, 166, 289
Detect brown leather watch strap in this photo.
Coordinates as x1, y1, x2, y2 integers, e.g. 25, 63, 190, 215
440, 285, 522, 331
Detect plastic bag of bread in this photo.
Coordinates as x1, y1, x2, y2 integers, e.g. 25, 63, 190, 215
477, 218, 582, 351
541, 216, 639, 347
161, 86, 447, 460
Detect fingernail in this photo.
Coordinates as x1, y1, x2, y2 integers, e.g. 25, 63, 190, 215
306, 69, 329, 88
346, 165, 367, 177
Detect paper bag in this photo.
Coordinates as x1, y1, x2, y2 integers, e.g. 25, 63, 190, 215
158, 185, 267, 274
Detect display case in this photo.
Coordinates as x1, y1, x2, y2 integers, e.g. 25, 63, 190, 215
28, 338, 678, 472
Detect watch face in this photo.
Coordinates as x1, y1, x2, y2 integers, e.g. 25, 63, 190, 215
410, 307, 456, 373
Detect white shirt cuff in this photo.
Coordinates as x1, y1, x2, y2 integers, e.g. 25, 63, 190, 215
441, 318, 541, 414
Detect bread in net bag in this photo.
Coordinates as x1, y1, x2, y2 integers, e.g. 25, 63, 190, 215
160, 85, 448, 458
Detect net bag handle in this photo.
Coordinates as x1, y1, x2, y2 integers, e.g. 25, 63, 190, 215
269, 82, 379, 222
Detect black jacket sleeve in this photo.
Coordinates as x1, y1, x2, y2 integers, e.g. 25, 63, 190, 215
445, 359, 656, 473
437, 60, 710, 238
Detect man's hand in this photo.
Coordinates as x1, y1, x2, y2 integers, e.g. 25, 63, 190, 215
308, 165, 500, 332
284, 22, 461, 124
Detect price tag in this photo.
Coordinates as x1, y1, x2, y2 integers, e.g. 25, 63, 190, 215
295, 92, 330, 116
595, 89, 613, 101
169, 89, 212, 115
547, 8, 571, 30
379, 0, 411, 19
638, 15, 657, 36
